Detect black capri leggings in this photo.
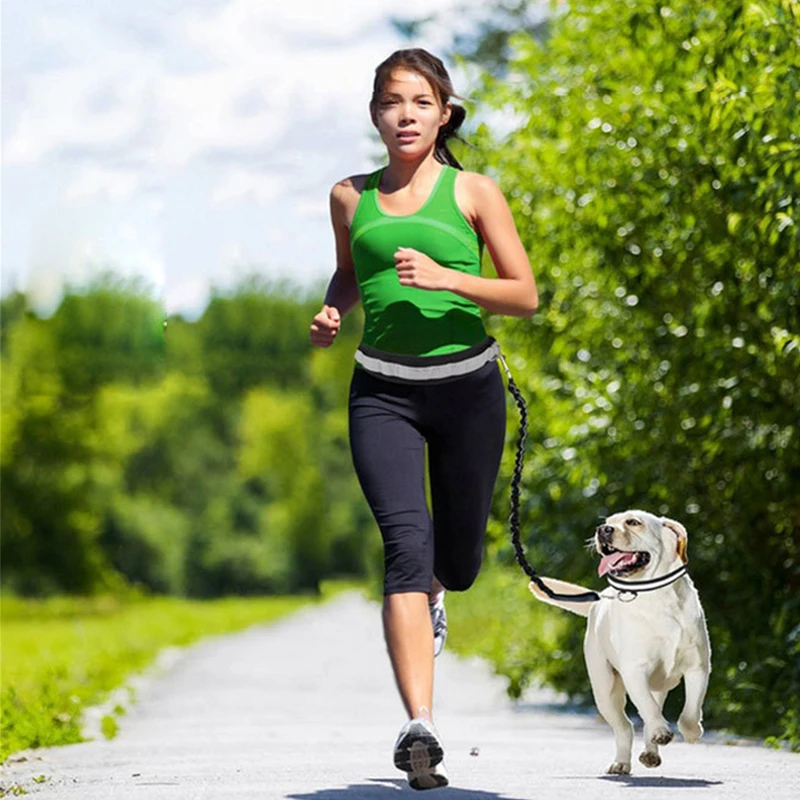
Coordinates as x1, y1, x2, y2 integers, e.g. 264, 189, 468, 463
348, 359, 506, 596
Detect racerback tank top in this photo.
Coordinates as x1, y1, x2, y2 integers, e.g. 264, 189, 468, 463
349, 165, 487, 356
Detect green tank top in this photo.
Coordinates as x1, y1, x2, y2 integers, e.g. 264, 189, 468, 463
350, 165, 487, 356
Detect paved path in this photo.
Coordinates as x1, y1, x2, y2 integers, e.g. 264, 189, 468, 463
3, 592, 798, 799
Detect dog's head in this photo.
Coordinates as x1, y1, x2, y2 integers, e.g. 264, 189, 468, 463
594, 510, 688, 579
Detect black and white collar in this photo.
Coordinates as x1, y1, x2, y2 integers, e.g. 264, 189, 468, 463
607, 564, 688, 600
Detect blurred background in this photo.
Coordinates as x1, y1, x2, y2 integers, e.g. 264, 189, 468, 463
2, 0, 798, 755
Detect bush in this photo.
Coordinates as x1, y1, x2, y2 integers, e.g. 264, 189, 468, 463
462, 0, 799, 747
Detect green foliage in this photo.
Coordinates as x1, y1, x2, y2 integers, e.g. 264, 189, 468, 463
0, 315, 123, 595
0, 785, 28, 797
1, 273, 377, 598
50, 272, 165, 397
100, 714, 119, 740
191, 276, 319, 395
445, 563, 571, 698
459, 0, 799, 747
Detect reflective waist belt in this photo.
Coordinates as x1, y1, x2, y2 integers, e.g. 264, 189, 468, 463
354, 337, 501, 384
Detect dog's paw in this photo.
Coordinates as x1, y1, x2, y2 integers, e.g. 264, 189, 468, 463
650, 726, 674, 746
638, 750, 662, 769
606, 761, 631, 775
678, 716, 704, 743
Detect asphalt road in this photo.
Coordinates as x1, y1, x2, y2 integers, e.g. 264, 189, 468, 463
3, 592, 798, 799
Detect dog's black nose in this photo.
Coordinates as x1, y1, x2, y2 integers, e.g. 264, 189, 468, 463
597, 525, 615, 541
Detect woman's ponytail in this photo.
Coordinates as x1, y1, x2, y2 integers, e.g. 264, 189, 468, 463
435, 103, 467, 169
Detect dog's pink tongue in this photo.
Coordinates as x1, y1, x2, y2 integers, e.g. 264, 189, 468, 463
598, 551, 638, 577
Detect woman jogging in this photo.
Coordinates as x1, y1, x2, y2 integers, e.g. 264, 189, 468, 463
309, 48, 538, 790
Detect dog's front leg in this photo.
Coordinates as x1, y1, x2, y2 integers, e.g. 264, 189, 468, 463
678, 667, 708, 743
620, 671, 673, 768
639, 690, 669, 767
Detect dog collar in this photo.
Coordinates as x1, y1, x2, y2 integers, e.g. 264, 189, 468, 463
607, 564, 688, 600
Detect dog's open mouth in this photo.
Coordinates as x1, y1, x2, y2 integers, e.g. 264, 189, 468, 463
597, 543, 651, 577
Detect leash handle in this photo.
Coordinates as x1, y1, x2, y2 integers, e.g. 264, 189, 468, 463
498, 352, 600, 604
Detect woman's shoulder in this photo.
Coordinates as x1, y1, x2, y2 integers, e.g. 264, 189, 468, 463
453, 170, 506, 223
455, 169, 502, 196
330, 172, 375, 212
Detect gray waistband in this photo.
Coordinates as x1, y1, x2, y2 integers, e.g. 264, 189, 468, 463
354, 340, 501, 382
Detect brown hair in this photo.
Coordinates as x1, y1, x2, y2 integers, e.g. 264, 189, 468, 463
369, 48, 467, 170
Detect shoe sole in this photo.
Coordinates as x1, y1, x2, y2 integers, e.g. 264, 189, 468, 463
394, 725, 444, 773
408, 767, 449, 791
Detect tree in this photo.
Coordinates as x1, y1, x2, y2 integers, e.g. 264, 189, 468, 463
1, 316, 121, 593
456, 0, 799, 745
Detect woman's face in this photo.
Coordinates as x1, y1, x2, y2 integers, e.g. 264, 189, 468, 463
372, 69, 451, 161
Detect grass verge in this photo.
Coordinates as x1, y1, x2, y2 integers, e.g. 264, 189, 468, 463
436, 563, 576, 699
0, 582, 355, 763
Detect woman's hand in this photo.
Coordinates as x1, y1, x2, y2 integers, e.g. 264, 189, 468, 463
394, 247, 451, 291
310, 304, 341, 347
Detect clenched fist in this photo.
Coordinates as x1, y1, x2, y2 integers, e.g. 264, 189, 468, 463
394, 247, 451, 291
310, 304, 341, 347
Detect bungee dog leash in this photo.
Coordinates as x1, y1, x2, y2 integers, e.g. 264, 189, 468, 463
498, 351, 690, 603
496, 351, 602, 604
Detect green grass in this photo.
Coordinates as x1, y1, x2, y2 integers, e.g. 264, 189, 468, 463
442, 563, 573, 699
0, 583, 356, 763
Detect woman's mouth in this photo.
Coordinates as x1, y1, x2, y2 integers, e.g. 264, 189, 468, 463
397, 132, 420, 142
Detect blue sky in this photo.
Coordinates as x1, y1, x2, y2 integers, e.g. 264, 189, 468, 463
2, 0, 545, 318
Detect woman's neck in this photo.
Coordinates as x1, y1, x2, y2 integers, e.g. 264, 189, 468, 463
381, 153, 443, 191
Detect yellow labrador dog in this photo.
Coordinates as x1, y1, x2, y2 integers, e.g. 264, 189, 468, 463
529, 510, 711, 774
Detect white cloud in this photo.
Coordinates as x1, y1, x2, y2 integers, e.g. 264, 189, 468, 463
3, 0, 515, 316
163, 275, 212, 317
220, 241, 244, 266
64, 165, 143, 202
4, 67, 152, 164
180, 0, 449, 51
293, 197, 328, 220
211, 169, 285, 205
5, 0, 483, 175
25, 227, 165, 316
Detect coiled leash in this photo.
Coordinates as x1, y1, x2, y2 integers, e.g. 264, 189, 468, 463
497, 352, 601, 604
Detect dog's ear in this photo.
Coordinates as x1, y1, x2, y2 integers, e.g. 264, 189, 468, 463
661, 517, 688, 563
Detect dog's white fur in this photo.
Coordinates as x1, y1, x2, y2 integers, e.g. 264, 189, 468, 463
530, 510, 711, 774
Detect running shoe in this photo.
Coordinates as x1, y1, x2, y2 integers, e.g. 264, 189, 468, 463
393, 717, 445, 778
407, 761, 449, 791
430, 592, 447, 657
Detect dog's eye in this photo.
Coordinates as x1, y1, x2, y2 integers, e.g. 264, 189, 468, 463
626, 518, 642, 526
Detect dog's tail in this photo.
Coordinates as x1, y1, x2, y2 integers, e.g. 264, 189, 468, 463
528, 578, 596, 617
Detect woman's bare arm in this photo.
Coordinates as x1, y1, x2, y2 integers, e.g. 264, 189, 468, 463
310, 180, 361, 347
393, 173, 538, 317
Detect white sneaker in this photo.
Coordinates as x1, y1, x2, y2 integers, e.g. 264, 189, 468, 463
393, 717, 445, 778
407, 761, 449, 791
429, 592, 447, 657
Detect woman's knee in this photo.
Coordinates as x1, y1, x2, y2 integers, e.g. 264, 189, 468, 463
435, 559, 482, 592
383, 533, 434, 595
